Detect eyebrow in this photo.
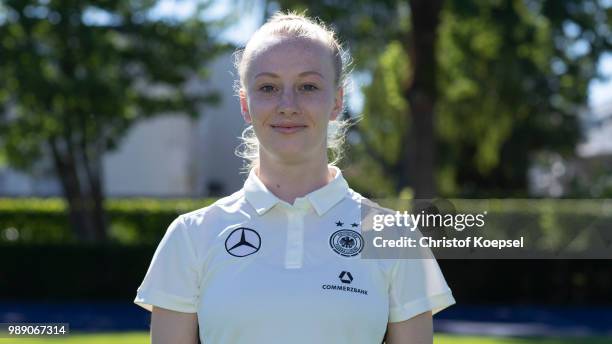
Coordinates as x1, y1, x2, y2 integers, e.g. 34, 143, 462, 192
254, 71, 325, 79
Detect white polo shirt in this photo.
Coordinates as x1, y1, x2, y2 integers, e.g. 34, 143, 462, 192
134, 166, 455, 343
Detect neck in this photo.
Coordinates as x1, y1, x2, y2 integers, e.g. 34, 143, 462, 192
256, 154, 334, 204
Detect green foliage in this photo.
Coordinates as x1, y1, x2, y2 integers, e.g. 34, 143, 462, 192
2, 242, 611, 305
0, 0, 228, 171
435, 0, 610, 196
0, 198, 215, 245
370, 197, 612, 257
0, 0, 230, 240
0, 243, 157, 301
344, 41, 410, 196
1, 197, 610, 256
0, 198, 610, 305
275, 0, 611, 197
361, 41, 410, 165
271, 0, 404, 71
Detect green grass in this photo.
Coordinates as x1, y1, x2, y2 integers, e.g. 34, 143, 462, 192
1, 332, 610, 343
435, 334, 612, 344
0, 332, 148, 344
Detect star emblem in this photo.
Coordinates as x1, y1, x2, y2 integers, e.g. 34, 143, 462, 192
351, 222, 358, 228
335, 221, 343, 227
225, 228, 261, 257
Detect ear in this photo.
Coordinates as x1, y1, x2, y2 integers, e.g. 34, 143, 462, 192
239, 89, 252, 124
330, 87, 344, 121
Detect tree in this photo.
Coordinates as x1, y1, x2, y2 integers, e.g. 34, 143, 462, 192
346, 41, 409, 197
0, 1, 228, 241
436, 0, 611, 196
273, 0, 611, 198
270, 0, 442, 198
402, 0, 442, 198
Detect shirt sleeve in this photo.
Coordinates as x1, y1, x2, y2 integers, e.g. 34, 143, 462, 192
134, 216, 200, 313
388, 257, 455, 323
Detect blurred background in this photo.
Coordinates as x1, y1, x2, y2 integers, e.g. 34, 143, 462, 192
0, 0, 611, 343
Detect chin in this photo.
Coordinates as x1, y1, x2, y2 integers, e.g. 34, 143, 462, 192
270, 146, 315, 163
269, 140, 306, 153
261, 139, 325, 163
277, 148, 309, 160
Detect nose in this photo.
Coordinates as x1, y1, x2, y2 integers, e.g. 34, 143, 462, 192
278, 89, 298, 116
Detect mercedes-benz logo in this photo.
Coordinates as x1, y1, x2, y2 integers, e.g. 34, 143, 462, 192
225, 227, 261, 257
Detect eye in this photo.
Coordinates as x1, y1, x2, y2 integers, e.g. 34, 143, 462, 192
259, 85, 276, 93
301, 84, 318, 92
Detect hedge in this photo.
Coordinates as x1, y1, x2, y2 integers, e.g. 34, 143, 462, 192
0, 244, 155, 300
0, 244, 610, 304
4, 198, 609, 255
0, 198, 215, 245
0, 198, 610, 303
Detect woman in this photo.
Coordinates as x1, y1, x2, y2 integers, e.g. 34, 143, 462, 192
135, 11, 455, 344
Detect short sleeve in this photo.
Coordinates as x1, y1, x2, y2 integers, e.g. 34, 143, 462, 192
134, 216, 200, 313
388, 258, 455, 323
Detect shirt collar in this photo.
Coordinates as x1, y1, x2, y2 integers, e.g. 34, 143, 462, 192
244, 166, 349, 216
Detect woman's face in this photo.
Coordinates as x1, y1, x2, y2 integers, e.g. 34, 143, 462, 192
240, 36, 343, 165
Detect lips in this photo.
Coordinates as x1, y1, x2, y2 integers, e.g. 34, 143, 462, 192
271, 123, 307, 134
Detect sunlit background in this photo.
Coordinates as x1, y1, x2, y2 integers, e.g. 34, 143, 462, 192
0, 0, 611, 343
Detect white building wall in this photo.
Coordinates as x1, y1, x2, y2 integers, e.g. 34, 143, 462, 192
577, 101, 612, 157
194, 54, 247, 196
0, 170, 48, 196
103, 52, 246, 197
103, 115, 195, 197
0, 158, 60, 197
0, 52, 246, 198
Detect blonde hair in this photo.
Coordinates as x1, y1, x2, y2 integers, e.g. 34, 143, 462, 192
233, 11, 353, 172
